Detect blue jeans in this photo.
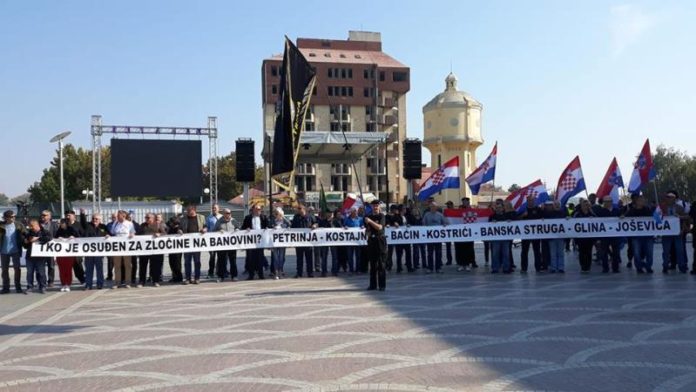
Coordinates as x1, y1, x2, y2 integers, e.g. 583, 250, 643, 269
426, 243, 442, 271
662, 235, 687, 271
271, 248, 286, 274
548, 239, 565, 271
412, 243, 426, 268
317, 247, 329, 273
346, 246, 360, 272
184, 252, 201, 280
491, 241, 511, 272
84, 256, 104, 288
1, 253, 21, 291
26, 257, 47, 290
632, 237, 654, 270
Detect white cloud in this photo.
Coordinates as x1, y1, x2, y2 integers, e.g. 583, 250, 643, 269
609, 4, 657, 57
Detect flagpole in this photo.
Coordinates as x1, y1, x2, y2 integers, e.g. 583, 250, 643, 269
489, 179, 495, 205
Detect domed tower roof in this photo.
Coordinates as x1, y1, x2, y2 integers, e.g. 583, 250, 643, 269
423, 72, 482, 112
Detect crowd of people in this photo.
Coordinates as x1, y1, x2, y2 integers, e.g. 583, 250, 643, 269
1, 190, 695, 295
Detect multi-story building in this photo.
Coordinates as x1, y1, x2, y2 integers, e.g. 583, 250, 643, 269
261, 31, 410, 205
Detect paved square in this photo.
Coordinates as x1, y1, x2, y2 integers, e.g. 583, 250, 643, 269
1, 246, 696, 391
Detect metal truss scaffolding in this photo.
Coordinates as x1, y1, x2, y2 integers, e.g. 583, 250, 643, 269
90, 115, 219, 212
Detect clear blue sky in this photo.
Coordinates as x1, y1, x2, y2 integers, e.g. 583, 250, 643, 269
1, 0, 694, 198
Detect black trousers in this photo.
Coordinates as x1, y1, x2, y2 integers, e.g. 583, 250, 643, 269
578, 239, 594, 271
246, 249, 265, 278
106, 257, 113, 280
445, 242, 453, 264
217, 250, 237, 279
208, 251, 217, 276
386, 245, 395, 271
73, 258, 85, 284
521, 240, 542, 271
296, 247, 314, 277
169, 253, 183, 282
367, 239, 386, 289
455, 242, 476, 266
395, 244, 412, 271
130, 256, 138, 283
598, 239, 621, 272
541, 240, 551, 269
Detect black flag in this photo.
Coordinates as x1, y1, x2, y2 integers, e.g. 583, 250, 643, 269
271, 37, 317, 182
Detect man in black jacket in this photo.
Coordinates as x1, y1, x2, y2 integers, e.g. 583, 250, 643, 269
290, 204, 317, 278
80, 212, 109, 290
23, 219, 52, 294
519, 196, 543, 273
241, 203, 269, 280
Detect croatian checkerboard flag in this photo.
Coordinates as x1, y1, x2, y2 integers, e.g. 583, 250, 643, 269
506, 179, 550, 213
554, 156, 586, 206
417, 156, 460, 201
627, 139, 656, 194
444, 207, 493, 224
465, 143, 497, 195
596, 158, 624, 207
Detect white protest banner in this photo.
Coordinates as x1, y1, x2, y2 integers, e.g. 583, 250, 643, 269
33, 228, 367, 258
33, 217, 677, 257
386, 216, 679, 245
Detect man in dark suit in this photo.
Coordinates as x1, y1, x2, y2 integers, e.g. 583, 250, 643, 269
241, 203, 269, 280
290, 204, 317, 278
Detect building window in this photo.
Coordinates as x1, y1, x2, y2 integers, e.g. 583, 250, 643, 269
341, 69, 347, 79
271, 66, 278, 77
393, 71, 408, 82
341, 86, 347, 96
328, 86, 334, 96
348, 69, 353, 79
364, 68, 374, 79
366, 122, 377, 132
308, 53, 316, 57
379, 71, 385, 81
328, 68, 333, 78
271, 85, 278, 95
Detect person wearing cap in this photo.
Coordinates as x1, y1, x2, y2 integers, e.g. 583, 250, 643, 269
178, 205, 207, 284
595, 196, 622, 273
365, 199, 387, 291
215, 208, 240, 282
206, 204, 222, 279
422, 201, 448, 274
241, 203, 269, 280
1, 210, 26, 294
290, 204, 316, 278
343, 207, 363, 274
661, 191, 689, 274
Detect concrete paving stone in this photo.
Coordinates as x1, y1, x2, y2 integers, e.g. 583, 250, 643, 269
428, 320, 552, 338
0, 370, 50, 383
233, 357, 399, 382
10, 348, 175, 372
525, 321, 660, 341
334, 336, 477, 357
232, 333, 372, 353
5, 375, 157, 391
457, 340, 607, 364
112, 352, 282, 376
586, 342, 696, 366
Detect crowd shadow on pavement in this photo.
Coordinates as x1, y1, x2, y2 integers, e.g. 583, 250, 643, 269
0, 324, 87, 336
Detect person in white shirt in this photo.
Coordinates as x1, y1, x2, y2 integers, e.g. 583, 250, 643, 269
110, 210, 135, 289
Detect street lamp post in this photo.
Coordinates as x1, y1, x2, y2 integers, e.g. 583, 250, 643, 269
49, 131, 72, 217
82, 189, 93, 202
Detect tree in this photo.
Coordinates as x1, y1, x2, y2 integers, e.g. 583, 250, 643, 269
0, 193, 9, 205
507, 184, 521, 193
652, 145, 696, 202
28, 145, 111, 203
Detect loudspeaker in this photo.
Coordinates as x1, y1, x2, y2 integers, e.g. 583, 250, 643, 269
235, 139, 256, 182
403, 139, 422, 179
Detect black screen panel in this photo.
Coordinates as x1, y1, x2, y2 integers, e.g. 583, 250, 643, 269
111, 139, 202, 198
